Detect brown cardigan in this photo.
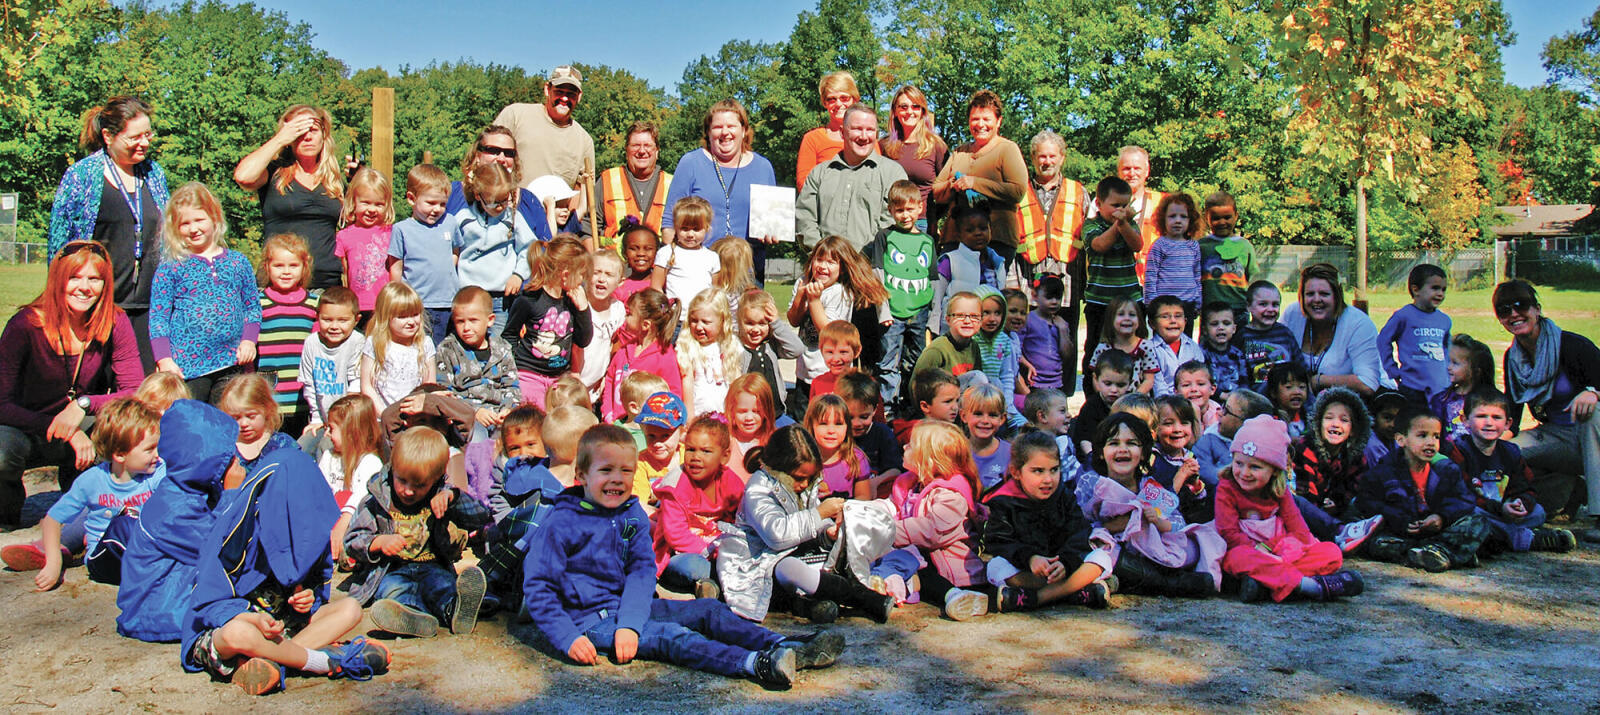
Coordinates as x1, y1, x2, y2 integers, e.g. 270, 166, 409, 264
931, 136, 1029, 249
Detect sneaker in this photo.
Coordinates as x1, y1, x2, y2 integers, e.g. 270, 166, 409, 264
995, 586, 1031, 613
451, 565, 487, 635
1408, 545, 1451, 573
2, 543, 45, 571
793, 596, 838, 624
693, 578, 721, 601
1334, 515, 1383, 554
1068, 581, 1111, 610
1311, 570, 1365, 600
751, 647, 796, 689
321, 637, 392, 681
232, 657, 286, 695
1102, 574, 1120, 595
1367, 534, 1411, 563
1237, 576, 1268, 603
1531, 527, 1578, 553
785, 630, 845, 670
370, 598, 439, 638
942, 588, 989, 621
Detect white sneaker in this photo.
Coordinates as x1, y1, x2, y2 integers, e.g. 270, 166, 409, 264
943, 588, 989, 621
1335, 515, 1383, 554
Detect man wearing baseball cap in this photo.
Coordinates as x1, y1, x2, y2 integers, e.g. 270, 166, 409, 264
493, 65, 596, 214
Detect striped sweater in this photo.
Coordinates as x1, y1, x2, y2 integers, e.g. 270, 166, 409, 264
258, 286, 318, 417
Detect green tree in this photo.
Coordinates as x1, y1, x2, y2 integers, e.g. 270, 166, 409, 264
1544, 7, 1600, 106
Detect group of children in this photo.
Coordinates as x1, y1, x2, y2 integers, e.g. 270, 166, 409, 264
4, 163, 1584, 696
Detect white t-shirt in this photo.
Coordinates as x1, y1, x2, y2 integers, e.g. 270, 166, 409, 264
300, 331, 366, 425
361, 335, 437, 410
581, 301, 627, 401
688, 341, 729, 417
319, 451, 383, 513
655, 244, 721, 315
794, 282, 854, 382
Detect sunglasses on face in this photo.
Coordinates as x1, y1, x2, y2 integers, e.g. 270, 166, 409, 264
478, 145, 517, 158
1494, 300, 1533, 318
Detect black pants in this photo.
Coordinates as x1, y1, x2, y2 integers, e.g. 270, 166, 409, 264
186, 364, 248, 404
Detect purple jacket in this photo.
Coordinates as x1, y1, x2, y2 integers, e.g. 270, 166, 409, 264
0, 309, 144, 433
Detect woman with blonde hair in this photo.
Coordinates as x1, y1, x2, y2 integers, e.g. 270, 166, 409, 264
881, 85, 949, 235
234, 104, 347, 289
796, 70, 876, 187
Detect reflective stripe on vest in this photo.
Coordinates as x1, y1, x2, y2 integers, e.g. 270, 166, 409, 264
600, 167, 673, 240
1016, 179, 1086, 266
1134, 189, 1165, 282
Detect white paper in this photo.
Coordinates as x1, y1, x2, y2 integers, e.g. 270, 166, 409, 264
748, 184, 795, 242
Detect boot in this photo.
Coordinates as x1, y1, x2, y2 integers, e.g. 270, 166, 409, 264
1365, 534, 1411, 564
1112, 551, 1178, 597
815, 572, 893, 624
790, 595, 838, 624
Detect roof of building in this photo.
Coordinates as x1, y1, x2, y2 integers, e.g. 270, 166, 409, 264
1492, 204, 1594, 237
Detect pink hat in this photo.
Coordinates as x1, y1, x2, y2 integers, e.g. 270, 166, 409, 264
1231, 415, 1290, 471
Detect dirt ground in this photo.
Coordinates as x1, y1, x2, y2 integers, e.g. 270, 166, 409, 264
4, 469, 1600, 715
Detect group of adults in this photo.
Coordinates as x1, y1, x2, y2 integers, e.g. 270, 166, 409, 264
9, 68, 1599, 543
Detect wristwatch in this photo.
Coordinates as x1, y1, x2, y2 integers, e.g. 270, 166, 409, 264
75, 395, 92, 411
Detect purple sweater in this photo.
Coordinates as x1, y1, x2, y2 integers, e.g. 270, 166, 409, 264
0, 310, 144, 433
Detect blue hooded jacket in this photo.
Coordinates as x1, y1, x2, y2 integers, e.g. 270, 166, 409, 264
1357, 447, 1478, 535
522, 486, 654, 654
116, 400, 239, 642
181, 443, 338, 671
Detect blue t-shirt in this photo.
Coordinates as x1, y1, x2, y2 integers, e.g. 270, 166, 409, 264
973, 439, 1012, 491
388, 215, 460, 309
46, 461, 165, 552
662, 149, 777, 243
1377, 304, 1452, 398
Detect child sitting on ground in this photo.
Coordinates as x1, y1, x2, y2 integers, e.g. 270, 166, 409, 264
1022, 388, 1081, 486
1087, 298, 1156, 394
135, 371, 190, 413
1070, 350, 1135, 462
615, 371, 670, 452
809, 320, 861, 404
1442, 389, 1577, 553
635, 391, 688, 508
524, 425, 844, 689
894, 367, 962, 445
1291, 387, 1385, 553
1363, 389, 1408, 469
1151, 396, 1212, 525
1237, 281, 1301, 393
433, 286, 523, 441
1175, 360, 1223, 431
1356, 408, 1492, 573
652, 415, 744, 599
735, 288, 805, 417
1194, 388, 1275, 486
890, 421, 993, 621
344, 427, 492, 637
961, 383, 1012, 491
837, 370, 904, 499
726, 373, 781, 483
805, 394, 871, 499
1264, 361, 1309, 438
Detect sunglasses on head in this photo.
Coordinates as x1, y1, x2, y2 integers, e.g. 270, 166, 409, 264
1494, 300, 1533, 318
59, 241, 109, 259
478, 145, 517, 158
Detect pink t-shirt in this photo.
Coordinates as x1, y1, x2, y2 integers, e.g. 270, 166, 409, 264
614, 275, 653, 308
335, 224, 393, 311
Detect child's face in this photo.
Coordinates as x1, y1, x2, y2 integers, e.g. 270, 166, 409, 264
452, 301, 493, 348
980, 299, 1005, 335
642, 424, 682, 464
730, 393, 767, 439
502, 425, 543, 460
1206, 204, 1237, 237
1275, 378, 1307, 413
680, 429, 727, 483
266, 249, 305, 292
920, 383, 962, 422
962, 404, 1003, 442
1005, 295, 1029, 332
948, 298, 982, 340
589, 259, 621, 303
738, 305, 772, 348
231, 407, 269, 445
1152, 304, 1186, 342
955, 214, 990, 252
675, 224, 706, 250
1163, 203, 1190, 238
1446, 346, 1472, 387
553, 199, 573, 225
390, 311, 423, 344
624, 310, 646, 340
1248, 288, 1280, 327
1112, 303, 1141, 338
1203, 310, 1236, 346
327, 421, 345, 453
174, 206, 217, 254
1033, 289, 1062, 318
688, 306, 722, 346
1013, 451, 1062, 501
1156, 406, 1193, 452
1373, 405, 1400, 441
408, 188, 449, 225
579, 443, 637, 509
1094, 191, 1131, 219
353, 188, 388, 228
117, 429, 161, 475
624, 231, 657, 275
1230, 452, 1274, 493
890, 199, 922, 230
787, 461, 822, 495
1033, 398, 1069, 435
1467, 405, 1509, 443
820, 340, 858, 375
810, 253, 841, 288
1176, 370, 1214, 402
1094, 369, 1132, 404
810, 411, 849, 453
391, 467, 441, 508
1101, 424, 1143, 479
1412, 275, 1447, 311
481, 191, 513, 218
845, 399, 877, 438
1320, 402, 1353, 446
318, 303, 358, 346
1398, 416, 1441, 464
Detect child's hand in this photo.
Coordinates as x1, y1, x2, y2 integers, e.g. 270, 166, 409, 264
288, 585, 315, 613
613, 628, 638, 664
567, 635, 598, 665
1174, 459, 1198, 491
475, 408, 499, 427
236, 340, 257, 365
430, 487, 455, 519
303, 422, 324, 439
1140, 504, 1162, 523
1418, 514, 1443, 533
505, 275, 524, 295
818, 497, 845, 520
1019, 360, 1036, 384
803, 281, 824, 300
398, 393, 427, 416
371, 534, 406, 556
1322, 498, 1337, 510
156, 358, 185, 378
1029, 555, 1066, 583
242, 611, 285, 640
825, 521, 839, 539
34, 559, 63, 592
1503, 499, 1529, 519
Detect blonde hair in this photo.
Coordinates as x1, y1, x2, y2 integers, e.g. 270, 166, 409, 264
161, 182, 228, 260
818, 71, 860, 103
677, 289, 741, 382
370, 282, 426, 376
906, 420, 983, 499
218, 374, 283, 433
90, 398, 159, 462
712, 238, 756, 299
960, 382, 1006, 418
342, 167, 395, 227
666, 196, 714, 268
133, 371, 188, 413
1110, 393, 1159, 435
526, 235, 591, 294
392, 426, 449, 485
806, 236, 888, 307
463, 161, 518, 232
1220, 463, 1289, 499
591, 249, 624, 275
405, 163, 450, 197
545, 374, 592, 414
620, 371, 670, 419
270, 105, 344, 200
543, 405, 599, 464
819, 320, 861, 354
327, 394, 382, 491
257, 233, 312, 289
804, 394, 863, 480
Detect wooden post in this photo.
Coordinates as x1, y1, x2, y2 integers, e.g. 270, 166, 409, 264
1354, 176, 1369, 313
423, 150, 433, 165
371, 87, 394, 180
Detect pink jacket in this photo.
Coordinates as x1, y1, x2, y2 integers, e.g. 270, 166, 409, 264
890, 471, 987, 588
1213, 478, 1317, 552
601, 330, 682, 422
651, 467, 745, 574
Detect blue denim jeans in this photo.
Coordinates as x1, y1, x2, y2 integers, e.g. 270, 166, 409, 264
1477, 503, 1548, 551
660, 553, 713, 594
377, 561, 459, 620
583, 598, 782, 676
879, 306, 930, 411
425, 307, 453, 347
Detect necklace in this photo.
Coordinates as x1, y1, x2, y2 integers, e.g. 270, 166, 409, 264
710, 151, 743, 238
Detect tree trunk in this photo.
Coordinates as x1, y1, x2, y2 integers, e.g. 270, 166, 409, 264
1355, 176, 1368, 310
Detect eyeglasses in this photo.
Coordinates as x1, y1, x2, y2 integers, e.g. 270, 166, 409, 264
1494, 300, 1533, 318
1222, 403, 1242, 420
478, 145, 517, 158
483, 198, 514, 211
894, 103, 920, 111
59, 241, 110, 259
948, 313, 981, 322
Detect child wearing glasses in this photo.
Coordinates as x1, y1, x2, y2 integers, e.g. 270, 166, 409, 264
912, 292, 985, 385
451, 163, 539, 335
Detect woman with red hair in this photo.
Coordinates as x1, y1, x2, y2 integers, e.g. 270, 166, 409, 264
0, 242, 145, 526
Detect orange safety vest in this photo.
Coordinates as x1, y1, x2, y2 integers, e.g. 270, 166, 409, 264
1133, 188, 1165, 282
599, 166, 673, 244
1016, 179, 1086, 266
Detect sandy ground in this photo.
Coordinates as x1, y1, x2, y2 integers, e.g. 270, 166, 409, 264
4, 469, 1600, 714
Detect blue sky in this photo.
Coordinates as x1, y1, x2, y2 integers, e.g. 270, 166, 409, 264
252, 0, 1594, 92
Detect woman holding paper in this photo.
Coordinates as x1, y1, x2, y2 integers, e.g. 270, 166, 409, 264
662, 99, 780, 283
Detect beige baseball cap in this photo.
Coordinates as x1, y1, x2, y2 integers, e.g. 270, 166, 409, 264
548, 65, 583, 90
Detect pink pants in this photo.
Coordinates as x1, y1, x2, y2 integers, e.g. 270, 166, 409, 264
1222, 540, 1342, 602
518, 370, 557, 410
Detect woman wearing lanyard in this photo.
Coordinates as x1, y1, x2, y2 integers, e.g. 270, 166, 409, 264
661, 99, 780, 283
46, 96, 169, 373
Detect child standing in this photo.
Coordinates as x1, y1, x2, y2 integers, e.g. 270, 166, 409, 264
579, 251, 627, 404
725, 374, 779, 483
335, 167, 395, 317
452, 162, 538, 335
1079, 176, 1144, 365
1264, 361, 1310, 438
652, 196, 722, 316
891, 421, 992, 620
1442, 389, 1577, 553
1020, 275, 1075, 396
150, 182, 260, 402
1237, 281, 1302, 393
677, 289, 740, 417
1357, 408, 1492, 573
255, 234, 319, 435
319, 394, 383, 565
298, 287, 364, 448
361, 282, 436, 412
1216, 415, 1364, 603
912, 292, 984, 382
786, 235, 890, 420
975, 289, 1026, 431
1143, 192, 1203, 333
653, 416, 746, 599
1291, 387, 1384, 551
1196, 191, 1256, 317
960, 383, 1011, 491
1142, 295, 1205, 397
931, 203, 1003, 332
805, 394, 870, 499
387, 164, 458, 345
503, 235, 591, 408
601, 289, 682, 422
614, 222, 658, 306
869, 180, 936, 411
712, 236, 758, 315
1198, 301, 1246, 396
1430, 334, 1494, 441
1378, 264, 1452, 404
1088, 298, 1157, 394
1003, 289, 1032, 403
